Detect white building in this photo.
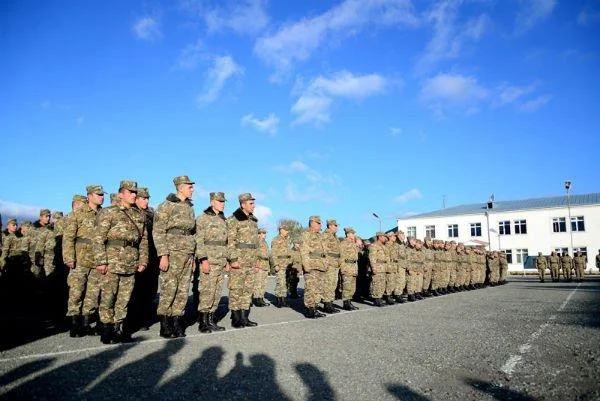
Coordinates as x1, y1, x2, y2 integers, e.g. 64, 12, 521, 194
396, 193, 600, 273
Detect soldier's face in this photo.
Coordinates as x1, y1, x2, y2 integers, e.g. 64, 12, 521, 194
179, 184, 194, 199
136, 197, 149, 210
120, 189, 137, 206
7, 222, 17, 233
259, 233, 266, 240
347, 232, 355, 241
328, 223, 338, 233
241, 200, 255, 214
309, 221, 321, 232
40, 214, 50, 225
211, 199, 225, 213
279, 228, 289, 237
90, 193, 104, 207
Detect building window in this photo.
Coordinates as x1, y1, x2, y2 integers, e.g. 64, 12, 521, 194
514, 219, 527, 234
499, 221, 511, 235
448, 224, 458, 238
516, 248, 528, 264
571, 216, 585, 232
554, 247, 569, 255
503, 250, 513, 264
425, 225, 436, 239
573, 247, 587, 258
552, 217, 566, 233
470, 223, 482, 237
407, 226, 416, 238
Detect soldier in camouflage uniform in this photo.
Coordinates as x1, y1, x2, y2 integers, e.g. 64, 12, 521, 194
227, 193, 260, 328
487, 251, 500, 285
407, 238, 425, 301
154, 176, 196, 338
93, 180, 148, 344
63, 185, 106, 337
535, 252, 548, 283
368, 232, 389, 307
271, 223, 292, 308
573, 251, 586, 282
339, 227, 359, 310
195, 192, 229, 333
109, 193, 119, 206
19, 222, 37, 270
560, 252, 573, 282
383, 232, 398, 305
394, 231, 408, 302
33, 209, 56, 279
253, 228, 271, 307
430, 240, 443, 295
548, 251, 560, 282
498, 250, 508, 284
0, 219, 29, 299
321, 219, 341, 314
421, 237, 435, 296
288, 241, 301, 298
299, 216, 327, 318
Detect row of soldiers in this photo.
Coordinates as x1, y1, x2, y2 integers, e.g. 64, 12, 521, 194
534, 251, 592, 283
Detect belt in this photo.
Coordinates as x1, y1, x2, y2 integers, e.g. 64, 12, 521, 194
391, 259, 399, 262
344, 259, 357, 263
167, 228, 193, 235
276, 255, 291, 259
107, 239, 139, 248
376, 260, 388, 263
236, 243, 257, 249
204, 240, 227, 246
309, 252, 326, 258
326, 252, 341, 258
76, 238, 91, 245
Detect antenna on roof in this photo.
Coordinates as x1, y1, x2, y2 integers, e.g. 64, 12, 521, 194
487, 193, 495, 210
442, 195, 446, 209
490, 193, 495, 202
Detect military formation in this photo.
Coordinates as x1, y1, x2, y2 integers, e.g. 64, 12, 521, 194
2, 176, 596, 345
536, 251, 591, 283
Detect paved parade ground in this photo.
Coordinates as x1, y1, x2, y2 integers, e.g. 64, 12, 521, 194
1, 277, 599, 401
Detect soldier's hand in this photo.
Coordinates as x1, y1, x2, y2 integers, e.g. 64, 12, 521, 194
67, 261, 76, 269
224, 263, 231, 272
137, 265, 146, 273
201, 260, 210, 274
97, 264, 108, 275
159, 255, 169, 272
230, 261, 241, 269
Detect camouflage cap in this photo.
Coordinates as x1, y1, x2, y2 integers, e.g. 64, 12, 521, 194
238, 192, 255, 202
278, 222, 289, 230
7, 218, 17, 225
210, 192, 226, 202
386, 231, 396, 237
376, 231, 386, 237
309, 215, 322, 224
73, 194, 87, 203
21, 221, 32, 228
40, 208, 51, 216
344, 227, 356, 235
258, 228, 267, 234
173, 175, 194, 186
137, 187, 150, 198
52, 211, 64, 218
86, 185, 106, 195
326, 219, 338, 227
119, 180, 138, 192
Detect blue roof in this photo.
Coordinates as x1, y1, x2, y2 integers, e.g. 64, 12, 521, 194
400, 193, 600, 219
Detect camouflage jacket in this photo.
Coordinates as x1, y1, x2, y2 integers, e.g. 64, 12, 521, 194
548, 255, 560, 266
536, 256, 548, 269
339, 237, 359, 276
498, 255, 508, 270
368, 242, 390, 274
406, 248, 424, 273
384, 242, 398, 274
487, 256, 499, 272
141, 207, 159, 267
300, 231, 327, 272
270, 235, 292, 272
62, 203, 100, 268
227, 208, 259, 267
195, 207, 229, 267
0, 231, 21, 268
322, 231, 341, 269
257, 238, 270, 271
560, 255, 573, 269
154, 194, 196, 256
573, 255, 586, 268
397, 243, 408, 271
422, 247, 435, 271
291, 248, 302, 272
93, 205, 149, 274
33, 221, 55, 269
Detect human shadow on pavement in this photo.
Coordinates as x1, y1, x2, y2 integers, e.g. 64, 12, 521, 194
465, 378, 537, 401
387, 384, 432, 401
295, 362, 336, 401
0, 357, 55, 389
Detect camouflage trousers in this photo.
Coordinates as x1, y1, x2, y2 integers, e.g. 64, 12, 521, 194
66, 266, 101, 316
198, 263, 225, 313
406, 270, 422, 294
323, 267, 340, 302
575, 267, 585, 280
274, 268, 287, 297
384, 272, 396, 296
562, 267, 573, 280
537, 267, 545, 281
499, 266, 508, 282
253, 269, 269, 298
448, 265, 456, 287
549, 264, 559, 280
228, 265, 255, 311
470, 266, 477, 285
422, 267, 432, 291
157, 252, 193, 317
478, 267, 486, 284
455, 267, 464, 286
430, 267, 442, 290
341, 273, 356, 300
370, 272, 386, 299
394, 269, 406, 295
99, 272, 134, 324
489, 267, 499, 284
303, 270, 324, 308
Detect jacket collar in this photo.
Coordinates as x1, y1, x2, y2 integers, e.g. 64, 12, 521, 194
204, 206, 225, 220
232, 207, 257, 222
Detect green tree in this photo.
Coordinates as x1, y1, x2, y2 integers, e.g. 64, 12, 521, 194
278, 218, 304, 245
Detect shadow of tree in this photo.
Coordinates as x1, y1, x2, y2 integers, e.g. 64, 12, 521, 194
465, 378, 537, 401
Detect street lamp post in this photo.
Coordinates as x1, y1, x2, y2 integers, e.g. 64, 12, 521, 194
565, 181, 574, 256
372, 213, 382, 232
485, 211, 492, 251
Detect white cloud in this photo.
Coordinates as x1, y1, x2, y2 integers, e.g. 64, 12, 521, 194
254, 204, 273, 228
254, 0, 419, 81
203, 0, 269, 35
0, 200, 44, 223
283, 184, 337, 204
390, 127, 402, 136
174, 39, 205, 70
514, 0, 556, 36
291, 71, 388, 126
394, 189, 422, 203
493, 82, 538, 108
276, 161, 340, 203
196, 55, 244, 106
241, 113, 279, 135
420, 73, 488, 115
133, 17, 163, 41
519, 94, 552, 112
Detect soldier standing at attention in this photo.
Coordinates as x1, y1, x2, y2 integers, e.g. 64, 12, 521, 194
63, 185, 105, 337
536, 252, 548, 283
227, 193, 260, 328
548, 251, 560, 282
368, 232, 389, 307
395, 231, 408, 302
560, 252, 573, 282
253, 228, 271, 307
421, 237, 435, 296
322, 219, 341, 314
498, 251, 508, 284
573, 251, 586, 282
154, 176, 196, 338
271, 223, 292, 308
288, 241, 301, 299
33, 209, 56, 279
383, 232, 398, 305
299, 216, 327, 318
195, 192, 229, 333
339, 227, 359, 311
93, 180, 148, 344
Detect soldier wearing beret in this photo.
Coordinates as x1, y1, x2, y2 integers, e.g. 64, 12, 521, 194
154, 176, 196, 338
93, 180, 148, 344
339, 227, 359, 310
253, 228, 271, 307
227, 193, 260, 328
299, 216, 326, 318
321, 219, 341, 314
195, 192, 229, 333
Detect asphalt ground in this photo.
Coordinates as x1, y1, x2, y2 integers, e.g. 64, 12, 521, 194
1, 276, 599, 401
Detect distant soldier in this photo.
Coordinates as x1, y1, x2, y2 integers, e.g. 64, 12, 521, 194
394, 231, 408, 301
195, 192, 229, 333
535, 252, 548, 283
383, 232, 398, 305
573, 251, 586, 282
560, 252, 573, 282
487, 251, 500, 285
548, 251, 561, 282
253, 228, 271, 307
271, 223, 292, 308
227, 193, 260, 328
33, 209, 56, 279
154, 176, 196, 338
456, 244, 468, 291
93, 180, 148, 344
339, 227, 359, 310
0, 219, 27, 287
498, 250, 509, 284
19, 222, 37, 269
288, 241, 301, 298
299, 216, 327, 318
322, 219, 341, 313
368, 232, 389, 306
63, 184, 105, 337
421, 237, 435, 296
109, 193, 119, 206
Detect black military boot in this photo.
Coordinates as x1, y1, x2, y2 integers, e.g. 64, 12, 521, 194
115, 321, 133, 343
243, 309, 258, 327
407, 294, 416, 302
231, 310, 245, 328
415, 292, 424, 300
172, 316, 186, 338
81, 315, 94, 336
198, 312, 212, 333
306, 307, 326, 318
323, 302, 340, 313
260, 298, 270, 307
279, 297, 288, 307
343, 300, 358, 310
207, 312, 225, 332
394, 294, 404, 303
69, 315, 82, 338
101, 323, 115, 344
252, 297, 262, 307
159, 315, 173, 338
385, 295, 396, 305
373, 298, 384, 307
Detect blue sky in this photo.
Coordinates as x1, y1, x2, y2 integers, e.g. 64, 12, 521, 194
1, 0, 599, 239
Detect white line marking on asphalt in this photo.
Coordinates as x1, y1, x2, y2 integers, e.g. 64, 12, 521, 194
500, 282, 581, 376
